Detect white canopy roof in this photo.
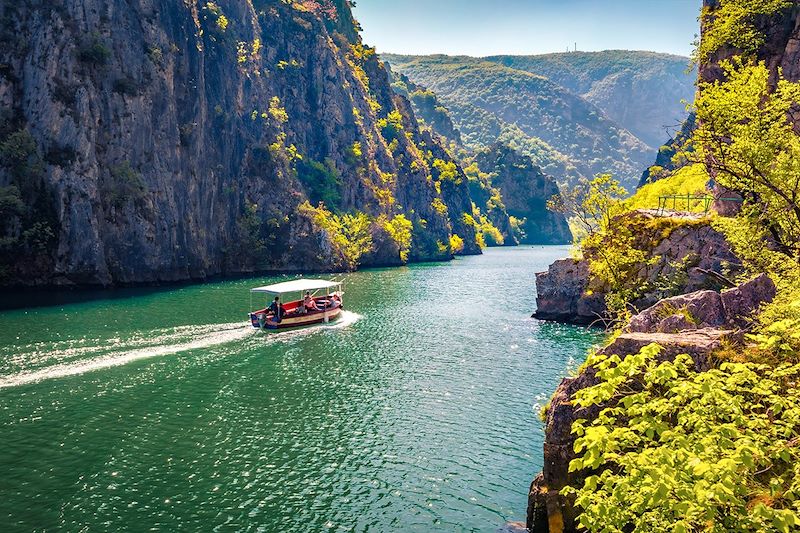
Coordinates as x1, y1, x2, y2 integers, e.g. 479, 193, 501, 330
250, 278, 340, 295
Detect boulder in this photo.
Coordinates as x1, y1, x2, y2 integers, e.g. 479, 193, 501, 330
721, 274, 777, 329
532, 259, 605, 325
498, 522, 530, 533
626, 290, 725, 333
657, 313, 698, 333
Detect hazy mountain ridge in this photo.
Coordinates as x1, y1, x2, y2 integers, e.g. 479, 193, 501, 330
487, 51, 696, 148
384, 51, 696, 190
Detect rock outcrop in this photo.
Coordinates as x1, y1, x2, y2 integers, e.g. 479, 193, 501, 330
0, 0, 481, 287
531, 258, 603, 325
626, 274, 776, 333
533, 212, 741, 325
527, 275, 776, 532
475, 143, 572, 245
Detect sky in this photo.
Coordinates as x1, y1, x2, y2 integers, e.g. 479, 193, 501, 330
352, 0, 702, 57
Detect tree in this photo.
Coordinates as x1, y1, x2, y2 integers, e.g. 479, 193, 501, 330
547, 174, 628, 242
692, 59, 800, 257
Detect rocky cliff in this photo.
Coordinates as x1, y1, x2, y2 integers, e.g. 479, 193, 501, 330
0, 0, 480, 287
533, 211, 741, 325
475, 144, 572, 245
527, 271, 777, 532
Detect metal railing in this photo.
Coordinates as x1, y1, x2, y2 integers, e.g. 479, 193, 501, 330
656, 195, 742, 216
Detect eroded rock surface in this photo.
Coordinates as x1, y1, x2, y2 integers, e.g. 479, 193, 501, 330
527, 274, 776, 532
0, 0, 483, 287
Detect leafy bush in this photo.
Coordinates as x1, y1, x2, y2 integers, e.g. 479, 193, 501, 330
103, 161, 147, 209
0, 129, 43, 183
377, 110, 404, 142
449, 234, 464, 254
693, 60, 800, 256
296, 158, 341, 209
566, 344, 800, 533
77, 34, 111, 65
300, 202, 373, 270
380, 214, 413, 262
697, 0, 793, 62
627, 164, 710, 212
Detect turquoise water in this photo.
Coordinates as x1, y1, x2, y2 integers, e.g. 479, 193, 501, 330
0, 247, 603, 532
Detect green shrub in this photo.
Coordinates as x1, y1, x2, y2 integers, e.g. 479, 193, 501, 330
566, 344, 800, 532
103, 161, 147, 209
77, 34, 111, 65
300, 201, 373, 270
296, 158, 341, 209
0, 129, 43, 183
380, 214, 413, 262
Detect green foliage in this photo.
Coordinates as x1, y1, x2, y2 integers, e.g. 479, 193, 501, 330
377, 110, 404, 142
103, 161, 147, 209
697, 0, 793, 62
693, 60, 800, 256
236, 201, 268, 263
300, 201, 373, 270
430, 197, 448, 217
384, 52, 681, 188
627, 164, 710, 211
567, 344, 800, 533
509, 215, 527, 242
0, 129, 43, 184
296, 158, 341, 209
432, 158, 461, 184
345, 141, 363, 166
380, 214, 413, 262
449, 233, 464, 254
549, 173, 628, 243
77, 33, 111, 65
268, 96, 289, 124
0, 185, 24, 221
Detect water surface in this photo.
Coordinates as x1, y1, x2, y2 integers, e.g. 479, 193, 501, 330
0, 246, 602, 532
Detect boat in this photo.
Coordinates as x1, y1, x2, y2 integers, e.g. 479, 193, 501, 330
248, 278, 344, 330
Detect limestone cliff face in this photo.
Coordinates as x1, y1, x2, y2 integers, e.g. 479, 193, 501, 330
527, 272, 776, 532
533, 211, 741, 326
0, 0, 479, 287
476, 144, 572, 245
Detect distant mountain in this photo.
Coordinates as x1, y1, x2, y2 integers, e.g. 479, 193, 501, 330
384, 54, 652, 189
486, 51, 696, 149
384, 52, 696, 190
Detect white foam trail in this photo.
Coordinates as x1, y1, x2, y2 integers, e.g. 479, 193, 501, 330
0, 312, 362, 389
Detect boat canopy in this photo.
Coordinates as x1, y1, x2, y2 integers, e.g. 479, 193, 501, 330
250, 279, 340, 295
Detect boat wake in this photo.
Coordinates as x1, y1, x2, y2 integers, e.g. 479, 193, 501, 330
0, 311, 362, 389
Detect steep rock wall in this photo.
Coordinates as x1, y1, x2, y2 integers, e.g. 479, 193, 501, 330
0, 0, 479, 287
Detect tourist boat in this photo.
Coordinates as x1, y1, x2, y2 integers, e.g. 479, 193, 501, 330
248, 278, 344, 330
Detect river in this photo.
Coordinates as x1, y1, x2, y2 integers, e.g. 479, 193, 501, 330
0, 246, 603, 532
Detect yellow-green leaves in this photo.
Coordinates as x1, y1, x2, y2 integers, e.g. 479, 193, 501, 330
694, 59, 800, 256
566, 345, 800, 531
697, 0, 792, 62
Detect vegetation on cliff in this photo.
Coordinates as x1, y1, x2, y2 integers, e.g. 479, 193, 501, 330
534, 1, 800, 530
383, 54, 656, 190
0, 0, 493, 287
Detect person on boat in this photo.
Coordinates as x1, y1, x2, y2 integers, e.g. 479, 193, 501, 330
303, 291, 319, 313
331, 293, 341, 308
268, 296, 283, 323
